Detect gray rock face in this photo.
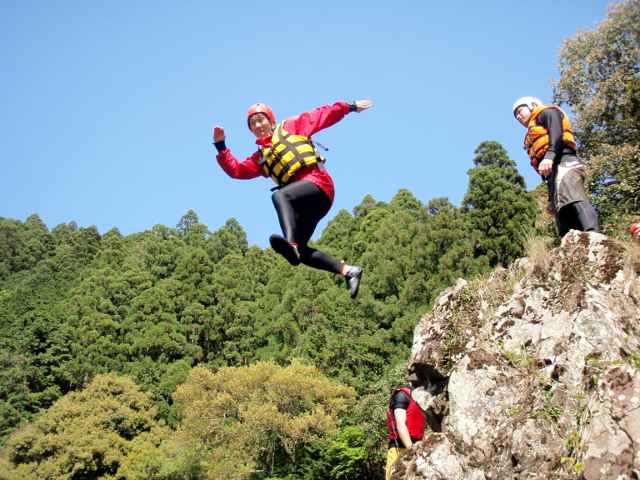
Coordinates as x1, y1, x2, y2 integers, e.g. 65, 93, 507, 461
393, 231, 640, 479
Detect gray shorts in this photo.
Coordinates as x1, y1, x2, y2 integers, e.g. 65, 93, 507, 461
547, 155, 589, 211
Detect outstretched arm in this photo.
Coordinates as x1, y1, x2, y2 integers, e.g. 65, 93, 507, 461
288, 99, 374, 136
212, 125, 263, 179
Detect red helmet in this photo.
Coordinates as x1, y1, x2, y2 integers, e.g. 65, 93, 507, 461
246, 103, 275, 129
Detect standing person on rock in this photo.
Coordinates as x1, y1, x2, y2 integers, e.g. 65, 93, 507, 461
631, 223, 640, 242
512, 96, 599, 238
385, 367, 426, 480
213, 99, 373, 299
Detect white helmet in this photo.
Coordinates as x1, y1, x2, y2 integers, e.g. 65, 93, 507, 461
512, 96, 543, 117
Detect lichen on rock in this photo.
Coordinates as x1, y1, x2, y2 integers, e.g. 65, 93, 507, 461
395, 231, 640, 480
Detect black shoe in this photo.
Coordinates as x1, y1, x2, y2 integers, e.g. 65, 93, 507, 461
269, 234, 300, 266
344, 266, 363, 299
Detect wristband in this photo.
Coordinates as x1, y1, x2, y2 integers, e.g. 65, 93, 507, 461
348, 101, 357, 112
214, 140, 227, 152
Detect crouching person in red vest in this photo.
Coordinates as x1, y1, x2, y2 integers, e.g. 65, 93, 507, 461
385, 367, 426, 480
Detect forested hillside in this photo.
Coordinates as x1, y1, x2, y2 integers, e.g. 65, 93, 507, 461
0, 142, 538, 478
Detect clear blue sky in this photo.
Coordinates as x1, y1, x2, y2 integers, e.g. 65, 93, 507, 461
1, 1, 611, 247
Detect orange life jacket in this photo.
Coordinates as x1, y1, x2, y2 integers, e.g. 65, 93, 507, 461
523, 105, 577, 171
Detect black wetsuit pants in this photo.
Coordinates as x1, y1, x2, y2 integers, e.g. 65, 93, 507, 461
271, 181, 342, 274
557, 201, 600, 237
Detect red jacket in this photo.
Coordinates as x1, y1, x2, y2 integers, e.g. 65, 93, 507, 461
387, 387, 426, 443
216, 101, 352, 203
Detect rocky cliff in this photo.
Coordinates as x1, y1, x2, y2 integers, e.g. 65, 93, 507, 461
394, 231, 640, 480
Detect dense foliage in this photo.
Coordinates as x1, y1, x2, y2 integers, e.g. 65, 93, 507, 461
463, 141, 537, 267
2, 374, 170, 480
0, 137, 539, 477
171, 361, 355, 479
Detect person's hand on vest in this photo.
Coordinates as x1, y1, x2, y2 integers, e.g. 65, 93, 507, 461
538, 158, 553, 177
354, 99, 373, 112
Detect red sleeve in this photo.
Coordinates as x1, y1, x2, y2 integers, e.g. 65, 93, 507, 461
283, 101, 351, 137
216, 148, 264, 179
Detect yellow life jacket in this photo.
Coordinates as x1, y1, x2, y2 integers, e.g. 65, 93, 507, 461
523, 105, 577, 170
259, 122, 320, 186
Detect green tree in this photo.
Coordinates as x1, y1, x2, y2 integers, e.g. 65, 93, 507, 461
463, 141, 537, 267
172, 360, 356, 480
473, 141, 520, 172
418, 198, 488, 297
0, 215, 53, 279
287, 426, 369, 480
317, 209, 358, 262
0, 218, 104, 443
176, 209, 201, 237
207, 218, 249, 262
426, 197, 453, 216
143, 225, 182, 280
471, 140, 526, 187
2, 374, 169, 479
205, 250, 270, 367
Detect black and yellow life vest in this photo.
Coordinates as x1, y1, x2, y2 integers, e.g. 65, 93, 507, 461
523, 105, 577, 170
259, 123, 321, 186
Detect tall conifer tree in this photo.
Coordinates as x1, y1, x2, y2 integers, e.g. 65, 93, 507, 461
463, 141, 537, 267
